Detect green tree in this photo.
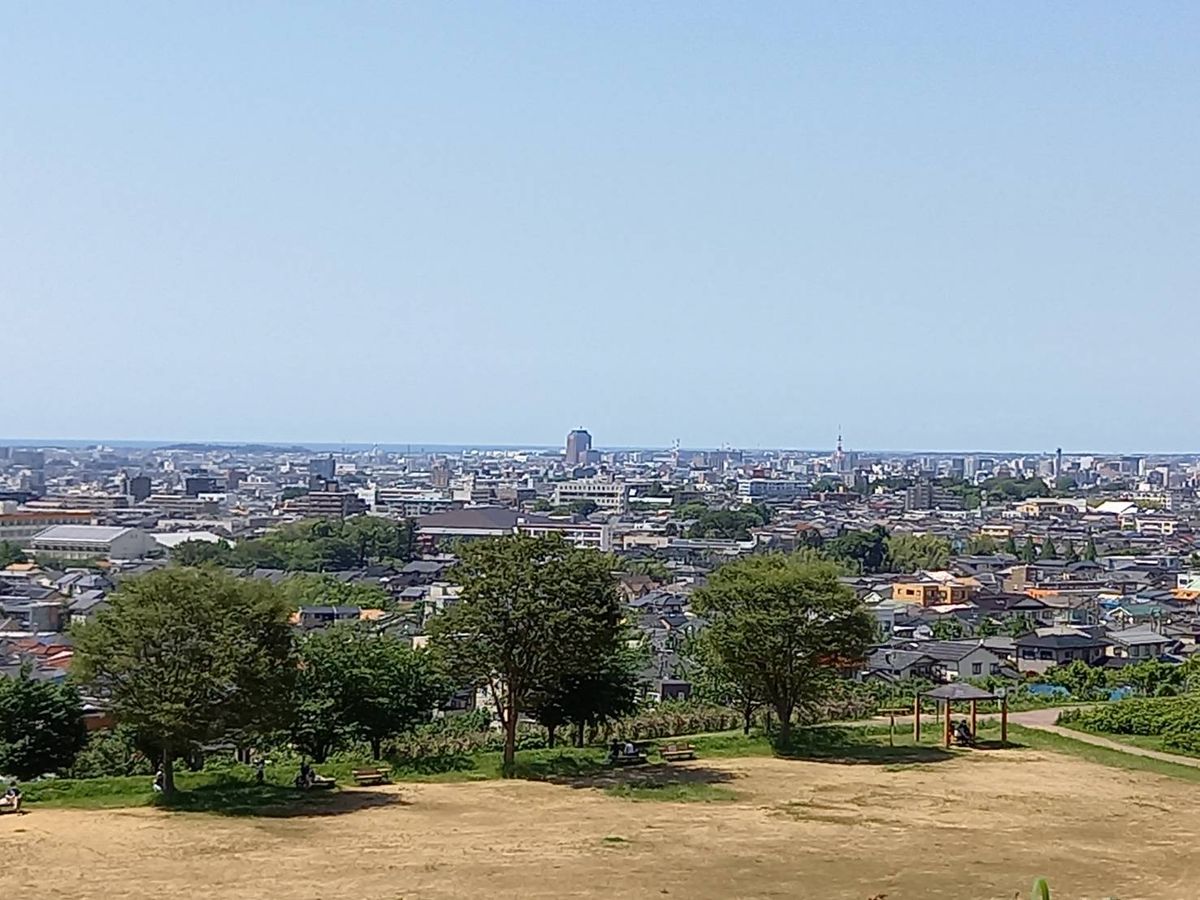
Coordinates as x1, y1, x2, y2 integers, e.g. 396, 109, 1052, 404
691, 556, 875, 747
964, 534, 999, 555
1038, 538, 1058, 561
1043, 659, 1107, 699
826, 526, 891, 574
72, 569, 296, 795
0, 668, 87, 779
172, 538, 233, 567
1062, 540, 1079, 564
529, 640, 643, 747
930, 618, 965, 640
279, 573, 393, 611
0, 541, 27, 568
886, 534, 951, 572
1005, 614, 1036, 637
294, 625, 446, 760
1020, 537, 1038, 564
428, 534, 623, 774
1083, 536, 1098, 562
1003, 535, 1019, 556
567, 499, 599, 517
975, 617, 1001, 638
531, 498, 553, 512
687, 632, 763, 735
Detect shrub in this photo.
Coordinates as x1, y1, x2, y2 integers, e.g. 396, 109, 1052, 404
1062, 695, 1200, 737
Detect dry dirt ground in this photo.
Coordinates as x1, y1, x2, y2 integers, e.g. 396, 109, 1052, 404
5, 749, 1199, 900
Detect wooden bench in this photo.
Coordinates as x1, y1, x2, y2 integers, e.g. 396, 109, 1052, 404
609, 752, 649, 767
352, 767, 391, 786
660, 743, 697, 762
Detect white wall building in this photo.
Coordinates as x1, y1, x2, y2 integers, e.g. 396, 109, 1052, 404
30, 525, 157, 560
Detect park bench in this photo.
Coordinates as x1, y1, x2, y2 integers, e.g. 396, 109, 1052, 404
352, 767, 391, 786
610, 752, 649, 767
660, 742, 696, 762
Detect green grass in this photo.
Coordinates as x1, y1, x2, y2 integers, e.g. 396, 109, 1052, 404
1003, 723, 1200, 784
1056, 722, 1200, 760
604, 782, 736, 802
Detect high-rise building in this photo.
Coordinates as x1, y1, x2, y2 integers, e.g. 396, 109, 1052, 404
124, 474, 152, 504
565, 429, 592, 466
308, 455, 336, 481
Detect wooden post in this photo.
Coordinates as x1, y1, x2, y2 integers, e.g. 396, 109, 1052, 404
888, 710, 895, 747
970, 699, 978, 738
913, 693, 921, 742
943, 699, 951, 749
1001, 694, 1008, 745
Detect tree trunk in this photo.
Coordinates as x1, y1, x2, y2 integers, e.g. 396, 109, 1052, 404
775, 702, 794, 749
574, 720, 585, 748
370, 737, 382, 761
162, 750, 176, 797
742, 703, 753, 735
502, 695, 518, 777
547, 724, 557, 749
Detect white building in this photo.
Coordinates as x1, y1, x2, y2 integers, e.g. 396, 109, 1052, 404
30, 525, 157, 561
552, 477, 628, 512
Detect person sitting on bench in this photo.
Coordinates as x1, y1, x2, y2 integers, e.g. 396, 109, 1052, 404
2, 781, 22, 813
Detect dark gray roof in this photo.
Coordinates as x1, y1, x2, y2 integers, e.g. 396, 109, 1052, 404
923, 683, 999, 701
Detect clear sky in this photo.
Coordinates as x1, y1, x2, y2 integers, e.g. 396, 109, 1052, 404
3, 3, 1198, 453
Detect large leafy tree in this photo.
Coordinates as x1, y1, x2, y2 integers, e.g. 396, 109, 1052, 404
294, 625, 446, 760
691, 555, 875, 747
428, 534, 622, 774
886, 533, 951, 572
0, 541, 27, 568
279, 573, 393, 611
529, 638, 643, 747
0, 669, 87, 779
72, 568, 296, 795
171, 538, 233, 567
826, 526, 891, 574
687, 632, 763, 735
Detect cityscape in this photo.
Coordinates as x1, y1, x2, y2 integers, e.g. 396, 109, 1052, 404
4, 429, 1198, 695
6, 2, 1200, 897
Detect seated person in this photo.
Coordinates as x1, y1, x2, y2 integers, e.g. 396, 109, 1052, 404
2, 781, 22, 813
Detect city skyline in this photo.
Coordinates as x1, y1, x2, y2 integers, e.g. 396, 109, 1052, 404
0, 432, 1192, 458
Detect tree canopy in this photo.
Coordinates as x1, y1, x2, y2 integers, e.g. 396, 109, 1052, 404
293, 625, 447, 761
825, 526, 890, 574
886, 533, 951, 572
0, 541, 27, 568
72, 568, 296, 794
0, 669, 87, 779
691, 555, 875, 746
178, 517, 418, 572
427, 534, 624, 774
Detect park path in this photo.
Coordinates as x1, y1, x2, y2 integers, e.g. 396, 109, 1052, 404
855, 706, 1200, 770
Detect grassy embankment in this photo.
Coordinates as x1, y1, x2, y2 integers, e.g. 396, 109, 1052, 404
21, 718, 1200, 814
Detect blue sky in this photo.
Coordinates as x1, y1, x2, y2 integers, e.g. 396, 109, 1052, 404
3, 3, 1197, 452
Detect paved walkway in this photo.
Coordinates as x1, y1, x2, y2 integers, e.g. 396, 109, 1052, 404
861, 706, 1200, 770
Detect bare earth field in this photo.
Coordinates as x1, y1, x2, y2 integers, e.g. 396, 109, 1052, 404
5, 749, 1199, 900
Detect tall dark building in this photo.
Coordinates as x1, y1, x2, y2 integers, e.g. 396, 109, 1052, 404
125, 474, 152, 504
308, 455, 336, 481
565, 429, 592, 466
184, 475, 221, 497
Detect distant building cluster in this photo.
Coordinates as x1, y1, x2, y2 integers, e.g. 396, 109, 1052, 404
5, 432, 1200, 704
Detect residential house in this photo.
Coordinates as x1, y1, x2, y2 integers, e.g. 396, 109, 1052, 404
1014, 628, 1108, 674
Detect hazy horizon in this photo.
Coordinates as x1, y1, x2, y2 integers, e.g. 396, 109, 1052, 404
5, 4, 1197, 450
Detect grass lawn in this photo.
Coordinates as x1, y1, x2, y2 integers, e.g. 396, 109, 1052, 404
26, 716, 1200, 815
1055, 723, 1200, 760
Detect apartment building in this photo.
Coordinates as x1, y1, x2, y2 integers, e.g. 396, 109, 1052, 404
552, 477, 628, 512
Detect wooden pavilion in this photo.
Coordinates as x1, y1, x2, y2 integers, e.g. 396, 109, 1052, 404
914, 682, 1008, 748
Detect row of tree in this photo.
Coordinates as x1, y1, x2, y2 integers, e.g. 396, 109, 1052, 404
172, 517, 418, 572
8, 534, 876, 790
